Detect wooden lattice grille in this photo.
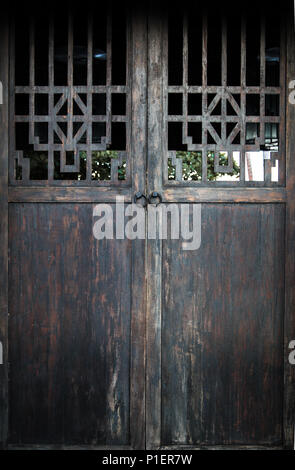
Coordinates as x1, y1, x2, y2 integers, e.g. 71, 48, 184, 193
9, 8, 286, 187
9, 7, 131, 186
164, 10, 286, 186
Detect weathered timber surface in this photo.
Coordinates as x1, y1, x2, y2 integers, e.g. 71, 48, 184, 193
161, 204, 285, 446
9, 203, 133, 445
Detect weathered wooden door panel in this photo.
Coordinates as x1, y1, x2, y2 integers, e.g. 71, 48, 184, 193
4, 4, 147, 449
161, 204, 285, 446
146, 4, 294, 450
9, 203, 134, 445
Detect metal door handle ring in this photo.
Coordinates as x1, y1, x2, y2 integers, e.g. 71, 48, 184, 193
134, 191, 148, 207
148, 192, 162, 206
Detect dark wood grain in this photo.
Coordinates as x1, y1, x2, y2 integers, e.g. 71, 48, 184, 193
9, 204, 133, 445
129, 5, 147, 450
284, 12, 295, 449
7, 6, 147, 448
8, 187, 132, 203
0, 16, 9, 449
4, 4, 294, 450
146, 7, 290, 450
163, 187, 286, 204
9, 204, 64, 443
8, 187, 287, 204
162, 204, 285, 446
146, 4, 163, 450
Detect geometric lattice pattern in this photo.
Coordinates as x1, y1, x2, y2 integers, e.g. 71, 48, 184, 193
165, 12, 285, 185
10, 9, 130, 185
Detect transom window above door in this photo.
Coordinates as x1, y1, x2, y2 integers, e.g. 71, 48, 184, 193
9, 5, 286, 188
10, 6, 131, 186
165, 8, 285, 186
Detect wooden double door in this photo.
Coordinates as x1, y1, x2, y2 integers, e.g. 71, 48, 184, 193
1, 3, 295, 449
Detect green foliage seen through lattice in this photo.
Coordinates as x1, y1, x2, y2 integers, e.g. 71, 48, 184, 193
168, 151, 240, 181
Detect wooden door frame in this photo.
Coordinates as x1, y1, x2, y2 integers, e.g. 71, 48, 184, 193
129, 7, 147, 450
146, 9, 164, 450
145, 5, 295, 450
1, 4, 295, 451
284, 15, 295, 449
0, 13, 9, 450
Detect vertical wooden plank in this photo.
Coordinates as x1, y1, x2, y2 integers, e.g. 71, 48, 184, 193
29, 17, 35, 146
240, 14, 246, 183
9, 204, 64, 443
125, 7, 132, 186
260, 16, 266, 147
130, 5, 147, 450
86, 13, 93, 182
9, 20, 15, 184
146, 4, 163, 450
284, 13, 295, 449
221, 16, 227, 145
202, 12, 208, 182
61, 205, 131, 445
0, 15, 9, 449
106, 9, 112, 149
261, 15, 271, 184
67, 13, 73, 147
162, 15, 169, 183
161, 226, 202, 445
279, 15, 287, 186
48, 15, 54, 182
182, 13, 188, 149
